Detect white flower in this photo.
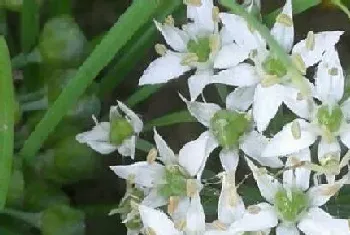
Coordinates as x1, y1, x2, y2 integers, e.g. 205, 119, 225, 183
262, 47, 350, 182
76, 101, 143, 159
180, 94, 283, 175
138, 192, 206, 235
139, 0, 261, 101
110, 129, 210, 232
228, 158, 350, 235
218, 0, 343, 132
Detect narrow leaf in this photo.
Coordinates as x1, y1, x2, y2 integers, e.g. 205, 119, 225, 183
144, 110, 196, 131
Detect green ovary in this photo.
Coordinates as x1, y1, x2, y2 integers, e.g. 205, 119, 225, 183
158, 165, 189, 198
274, 189, 308, 222
262, 56, 287, 77
317, 105, 343, 133
109, 117, 134, 145
187, 37, 211, 62
210, 110, 249, 149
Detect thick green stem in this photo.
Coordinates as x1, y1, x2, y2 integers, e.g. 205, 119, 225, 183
220, 0, 311, 96
0, 36, 14, 209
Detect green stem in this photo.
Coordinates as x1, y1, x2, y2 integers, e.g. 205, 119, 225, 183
19, 0, 163, 163
1, 209, 41, 229
126, 85, 163, 108
220, 0, 310, 96
0, 37, 14, 210
144, 110, 196, 131
21, 0, 40, 52
334, 1, 350, 20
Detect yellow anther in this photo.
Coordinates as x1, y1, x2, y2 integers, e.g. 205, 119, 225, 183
276, 13, 293, 27
209, 34, 220, 54
144, 227, 156, 235
306, 31, 315, 51
155, 44, 167, 56
291, 120, 301, 140
147, 148, 158, 164
183, 0, 202, 6
187, 179, 198, 197
247, 205, 261, 214
292, 53, 306, 75
213, 6, 220, 22
212, 220, 227, 230
181, 53, 198, 66
261, 75, 280, 87
167, 196, 180, 215
329, 67, 339, 76
175, 220, 187, 231
165, 15, 174, 26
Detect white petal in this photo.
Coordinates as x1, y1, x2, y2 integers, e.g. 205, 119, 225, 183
218, 174, 245, 224
117, 136, 136, 159
138, 205, 181, 235
214, 43, 251, 69
283, 149, 311, 191
276, 224, 300, 235
271, 0, 294, 52
153, 128, 177, 165
226, 86, 255, 112
142, 189, 168, 208
240, 131, 284, 168
307, 180, 344, 206
213, 64, 260, 87
229, 203, 278, 232
117, 101, 143, 133
283, 85, 312, 119
253, 84, 285, 132
187, 0, 215, 34
110, 162, 165, 188
172, 197, 190, 224
219, 13, 264, 50
318, 139, 340, 163
188, 73, 212, 101
298, 207, 350, 235
139, 51, 190, 85
219, 149, 239, 173
314, 47, 344, 104
340, 129, 350, 149
154, 20, 189, 52
179, 131, 217, 176
246, 158, 281, 203
180, 94, 222, 127
186, 192, 206, 234
292, 31, 344, 68
262, 119, 317, 157
76, 122, 117, 154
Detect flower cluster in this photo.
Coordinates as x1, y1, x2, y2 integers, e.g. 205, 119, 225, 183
76, 0, 350, 234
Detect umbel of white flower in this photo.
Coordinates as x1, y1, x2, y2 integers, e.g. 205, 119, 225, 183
262, 47, 350, 183
76, 101, 143, 159
227, 158, 350, 235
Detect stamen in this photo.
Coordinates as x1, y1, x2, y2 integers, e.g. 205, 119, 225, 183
212, 220, 227, 230
321, 184, 341, 196
183, 0, 202, 6
306, 31, 315, 51
167, 196, 180, 215
276, 13, 293, 27
329, 67, 339, 76
187, 179, 198, 197
144, 227, 156, 235
175, 220, 186, 231
155, 44, 167, 56
292, 53, 306, 75
213, 6, 220, 22
209, 34, 220, 54
181, 53, 198, 66
247, 205, 261, 214
147, 148, 158, 164
164, 15, 174, 26
291, 120, 301, 140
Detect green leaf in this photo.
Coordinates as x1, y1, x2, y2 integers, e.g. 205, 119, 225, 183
48, 0, 72, 17
19, 0, 163, 163
136, 138, 154, 152
144, 110, 196, 131
21, 0, 40, 52
293, 0, 321, 14
98, 1, 182, 99
0, 36, 15, 210
126, 85, 162, 108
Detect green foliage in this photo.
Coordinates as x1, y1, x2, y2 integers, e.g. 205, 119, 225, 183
0, 36, 14, 209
